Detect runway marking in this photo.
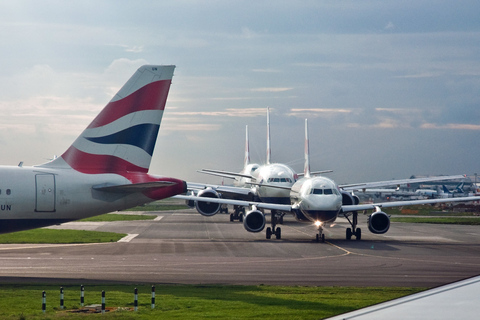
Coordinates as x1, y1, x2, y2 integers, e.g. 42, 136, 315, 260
118, 234, 139, 243
154, 216, 164, 221
0, 243, 106, 251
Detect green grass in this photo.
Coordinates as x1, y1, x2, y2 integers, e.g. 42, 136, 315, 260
0, 284, 423, 319
387, 205, 479, 216
0, 229, 126, 244
391, 217, 480, 225
127, 199, 189, 212
80, 213, 157, 222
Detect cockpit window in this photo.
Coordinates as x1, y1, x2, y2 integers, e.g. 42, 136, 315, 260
268, 178, 292, 183
311, 188, 339, 195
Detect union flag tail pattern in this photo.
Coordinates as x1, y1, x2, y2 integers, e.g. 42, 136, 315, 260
48, 65, 175, 175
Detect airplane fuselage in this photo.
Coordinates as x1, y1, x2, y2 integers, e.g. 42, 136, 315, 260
0, 164, 185, 233
254, 163, 297, 204
290, 176, 342, 224
233, 163, 260, 188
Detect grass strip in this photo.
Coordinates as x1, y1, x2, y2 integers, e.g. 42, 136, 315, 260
0, 284, 423, 319
391, 217, 480, 225
127, 204, 189, 211
0, 229, 126, 244
80, 213, 157, 222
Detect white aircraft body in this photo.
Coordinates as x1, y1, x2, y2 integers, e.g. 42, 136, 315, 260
176, 119, 480, 241
0, 65, 186, 234
189, 107, 298, 224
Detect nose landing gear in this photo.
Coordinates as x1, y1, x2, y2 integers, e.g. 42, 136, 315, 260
315, 222, 325, 242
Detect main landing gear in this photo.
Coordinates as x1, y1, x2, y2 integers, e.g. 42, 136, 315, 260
266, 210, 281, 240
229, 205, 245, 222
345, 211, 362, 240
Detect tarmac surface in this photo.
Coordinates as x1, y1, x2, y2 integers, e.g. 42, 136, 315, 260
0, 209, 479, 287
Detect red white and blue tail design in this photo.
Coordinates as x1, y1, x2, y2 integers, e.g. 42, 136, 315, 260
44, 65, 175, 175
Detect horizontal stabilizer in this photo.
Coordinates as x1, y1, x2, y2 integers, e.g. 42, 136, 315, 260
93, 181, 177, 193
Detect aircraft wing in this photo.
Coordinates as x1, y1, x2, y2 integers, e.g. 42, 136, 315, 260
93, 181, 177, 193
197, 169, 254, 180
340, 174, 466, 191
174, 194, 292, 212
186, 182, 254, 199
297, 170, 333, 177
341, 195, 480, 213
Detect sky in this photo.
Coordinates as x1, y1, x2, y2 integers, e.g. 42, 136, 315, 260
0, 1, 480, 185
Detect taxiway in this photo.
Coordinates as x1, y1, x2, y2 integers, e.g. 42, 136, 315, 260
0, 209, 479, 287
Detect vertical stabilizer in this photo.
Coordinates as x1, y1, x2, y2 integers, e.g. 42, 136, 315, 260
304, 119, 311, 178
41, 65, 175, 175
266, 107, 271, 165
244, 125, 250, 169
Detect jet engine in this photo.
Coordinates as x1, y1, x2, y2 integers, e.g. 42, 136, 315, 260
368, 208, 390, 234
243, 207, 265, 233
195, 188, 221, 216
341, 191, 360, 206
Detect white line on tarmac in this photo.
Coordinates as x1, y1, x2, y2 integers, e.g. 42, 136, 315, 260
118, 234, 139, 243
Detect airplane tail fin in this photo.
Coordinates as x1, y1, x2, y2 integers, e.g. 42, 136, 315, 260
456, 182, 465, 193
304, 119, 311, 178
41, 65, 175, 175
442, 185, 451, 194
266, 107, 271, 165
244, 125, 250, 169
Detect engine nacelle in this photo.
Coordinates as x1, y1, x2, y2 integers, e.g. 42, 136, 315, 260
341, 191, 359, 206
368, 210, 390, 234
243, 208, 265, 233
195, 188, 221, 216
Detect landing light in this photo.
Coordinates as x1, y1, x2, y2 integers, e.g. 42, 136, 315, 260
314, 221, 322, 227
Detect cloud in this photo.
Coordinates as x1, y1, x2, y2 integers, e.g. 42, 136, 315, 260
384, 21, 395, 30
251, 87, 293, 93
288, 108, 353, 118
169, 108, 266, 118
420, 123, 480, 130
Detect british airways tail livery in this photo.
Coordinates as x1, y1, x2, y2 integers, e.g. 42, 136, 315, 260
0, 65, 186, 233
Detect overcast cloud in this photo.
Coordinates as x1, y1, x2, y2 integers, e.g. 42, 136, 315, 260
0, 1, 479, 184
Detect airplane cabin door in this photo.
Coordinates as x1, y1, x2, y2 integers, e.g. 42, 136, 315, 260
35, 174, 56, 212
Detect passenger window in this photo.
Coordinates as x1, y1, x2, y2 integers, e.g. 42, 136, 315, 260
6, 189, 11, 195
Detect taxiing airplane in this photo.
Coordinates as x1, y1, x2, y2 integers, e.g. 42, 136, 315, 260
188, 107, 298, 225
176, 119, 480, 242
0, 65, 186, 234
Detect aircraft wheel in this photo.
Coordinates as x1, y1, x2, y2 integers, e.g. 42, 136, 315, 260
229, 214, 234, 222
355, 228, 362, 240
239, 214, 243, 222
321, 234, 325, 243
275, 227, 281, 239
266, 227, 272, 239
346, 228, 352, 240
